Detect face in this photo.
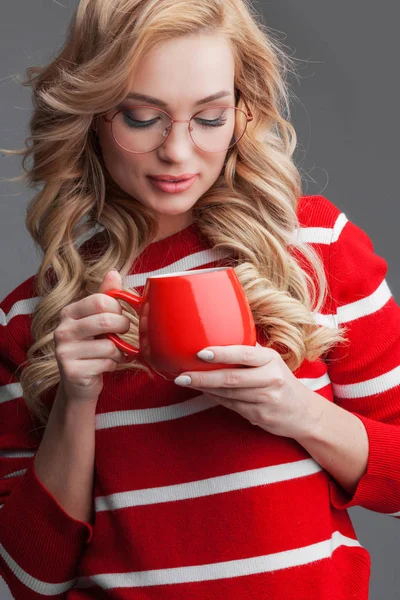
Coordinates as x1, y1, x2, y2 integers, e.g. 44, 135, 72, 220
96, 34, 236, 240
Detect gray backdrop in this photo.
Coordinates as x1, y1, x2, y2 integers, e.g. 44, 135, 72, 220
1, 1, 399, 598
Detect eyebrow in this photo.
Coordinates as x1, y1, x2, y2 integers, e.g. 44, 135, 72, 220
123, 90, 233, 107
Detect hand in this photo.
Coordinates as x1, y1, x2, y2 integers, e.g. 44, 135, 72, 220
174, 343, 320, 440
53, 269, 130, 404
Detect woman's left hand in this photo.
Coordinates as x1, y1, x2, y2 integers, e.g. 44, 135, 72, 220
174, 344, 321, 440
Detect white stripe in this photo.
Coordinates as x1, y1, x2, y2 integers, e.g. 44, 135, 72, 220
314, 312, 338, 329
76, 224, 105, 249
294, 227, 333, 245
299, 372, 331, 391
95, 394, 217, 429
0, 383, 23, 405
0, 297, 40, 326
123, 247, 229, 289
331, 213, 349, 242
0, 450, 35, 458
1, 469, 27, 480
315, 278, 392, 328
95, 458, 323, 512
388, 510, 400, 517
333, 364, 400, 399
95, 375, 330, 431
75, 531, 361, 590
293, 213, 348, 245
337, 278, 392, 323
0, 542, 75, 596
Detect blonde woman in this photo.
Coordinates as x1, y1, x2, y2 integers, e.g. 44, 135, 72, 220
0, 1, 399, 598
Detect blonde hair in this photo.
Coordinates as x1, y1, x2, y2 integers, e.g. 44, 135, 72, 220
1, 0, 347, 426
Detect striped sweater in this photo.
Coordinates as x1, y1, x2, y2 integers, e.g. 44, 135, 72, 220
0, 194, 399, 599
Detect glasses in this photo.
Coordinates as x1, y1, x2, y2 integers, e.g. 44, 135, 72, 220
102, 101, 253, 154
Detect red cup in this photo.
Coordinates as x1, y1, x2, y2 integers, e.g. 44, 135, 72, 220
104, 266, 256, 380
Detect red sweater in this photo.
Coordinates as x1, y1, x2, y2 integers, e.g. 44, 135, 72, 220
0, 195, 399, 600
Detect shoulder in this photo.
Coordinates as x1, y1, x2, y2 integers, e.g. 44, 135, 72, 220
296, 194, 343, 229
294, 195, 354, 256
1, 229, 104, 348
0, 274, 39, 351
1, 274, 39, 316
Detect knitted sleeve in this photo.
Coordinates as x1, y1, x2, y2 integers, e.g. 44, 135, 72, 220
323, 209, 400, 517
0, 283, 93, 599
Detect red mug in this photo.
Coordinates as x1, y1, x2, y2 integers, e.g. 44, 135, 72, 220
104, 266, 257, 380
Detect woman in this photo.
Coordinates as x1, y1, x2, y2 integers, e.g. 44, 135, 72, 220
0, 0, 399, 598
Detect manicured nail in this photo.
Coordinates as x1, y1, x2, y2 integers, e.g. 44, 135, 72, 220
174, 375, 192, 386
197, 350, 215, 361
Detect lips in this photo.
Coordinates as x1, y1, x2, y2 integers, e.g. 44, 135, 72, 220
148, 174, 198, 194
149, 173, 197, 182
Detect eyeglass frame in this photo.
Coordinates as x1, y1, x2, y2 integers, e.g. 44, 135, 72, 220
101, 99, 254, 154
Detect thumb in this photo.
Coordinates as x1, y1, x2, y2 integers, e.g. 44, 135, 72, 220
98, 268, 123, 294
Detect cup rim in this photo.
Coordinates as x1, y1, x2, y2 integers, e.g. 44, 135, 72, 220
148, 266, 231, 280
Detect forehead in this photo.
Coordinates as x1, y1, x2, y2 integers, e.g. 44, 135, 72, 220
127, 34, 235, 103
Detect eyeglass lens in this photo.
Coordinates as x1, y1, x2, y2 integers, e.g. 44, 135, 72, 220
111, 107, 247, 153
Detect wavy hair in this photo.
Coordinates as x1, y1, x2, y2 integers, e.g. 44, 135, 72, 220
1, 0, 347, 426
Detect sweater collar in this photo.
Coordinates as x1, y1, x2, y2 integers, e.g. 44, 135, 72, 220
128, 221, 209, 274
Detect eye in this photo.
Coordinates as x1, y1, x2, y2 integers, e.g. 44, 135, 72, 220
195, 116, 227, 128
193, 108, 229, 128
123, 113, 159, 128
120, 107, 165, 128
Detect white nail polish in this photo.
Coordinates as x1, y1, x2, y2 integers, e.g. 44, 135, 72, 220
174, 375, 192, 386
197, 350, 215, 361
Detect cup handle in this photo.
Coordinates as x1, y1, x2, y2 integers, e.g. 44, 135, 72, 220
103, 288, 144, 358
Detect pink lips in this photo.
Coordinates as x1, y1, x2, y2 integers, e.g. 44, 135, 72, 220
148, 174, 198, 194
149, 173, 197, 181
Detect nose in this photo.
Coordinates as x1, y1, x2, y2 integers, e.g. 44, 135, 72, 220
157, 120, 195, 163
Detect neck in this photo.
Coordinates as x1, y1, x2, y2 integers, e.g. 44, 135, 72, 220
153, 211, 194, 242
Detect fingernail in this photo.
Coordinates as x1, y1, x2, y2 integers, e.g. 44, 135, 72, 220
197, 350, 215, 361
110, 268, 119, 272
174, 375, 192, 386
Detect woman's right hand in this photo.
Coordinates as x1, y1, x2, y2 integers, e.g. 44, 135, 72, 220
53, 269, 130, 403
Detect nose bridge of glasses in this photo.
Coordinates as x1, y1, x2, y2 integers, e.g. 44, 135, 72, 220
170, 118, 192, 124
163, 118, 194, 140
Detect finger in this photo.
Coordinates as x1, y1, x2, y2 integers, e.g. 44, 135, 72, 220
63, 270, 123, 320
175, 366, 267, 389
198, 386, 266, 403
62, 358, 122, 379
205, 393, 260, 423
197, 344, 276, 368
58, 312, 130, 342
64, 292, 124, 320
98, 268, 122, 294
57, 338, 126, 362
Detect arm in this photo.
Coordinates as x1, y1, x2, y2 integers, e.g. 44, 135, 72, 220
294, 385, 369, 497
34, 385, 97, 525
0, 299, 94, 599
298, 204, 400, 516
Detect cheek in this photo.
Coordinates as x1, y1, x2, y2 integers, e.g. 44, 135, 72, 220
203, 153, 227, 181
99, 136, 144, 188
97, 125, 132, 170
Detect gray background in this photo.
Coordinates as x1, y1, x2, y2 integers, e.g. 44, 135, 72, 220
1, 1, 399, 598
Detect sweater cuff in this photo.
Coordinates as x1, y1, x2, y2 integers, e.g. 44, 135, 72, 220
1, 460, 93, 588
329, 412, 400, 513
